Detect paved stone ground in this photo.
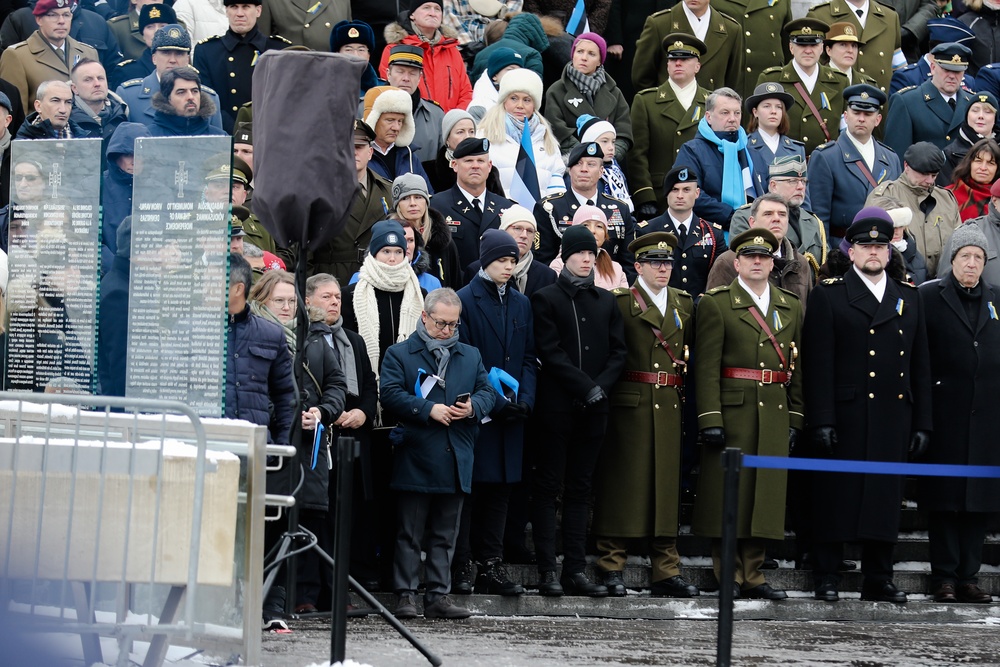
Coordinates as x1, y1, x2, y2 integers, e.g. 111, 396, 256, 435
262, 615, 1000, 666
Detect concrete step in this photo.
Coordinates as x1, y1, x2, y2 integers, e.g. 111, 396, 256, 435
463, 564, 1000, 596
354, 590, 1000, 623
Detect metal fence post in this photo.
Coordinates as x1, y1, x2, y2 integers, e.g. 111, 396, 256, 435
330, 436, 358, 663
717, 447, 742, 667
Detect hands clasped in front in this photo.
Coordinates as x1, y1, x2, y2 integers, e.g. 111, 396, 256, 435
430, 401, 473, 426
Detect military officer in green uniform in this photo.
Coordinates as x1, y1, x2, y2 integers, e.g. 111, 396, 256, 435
632, 0, 745, 95
693, 228, 804, 600
807, 0, 903, 94
108, 0, 154, 62
630, 34, 711, 219
712, 0, 794, 100
110, 3, 176, 89
823, 21, 879, 88
592, 231, 700, 599
757, 18, 848, 154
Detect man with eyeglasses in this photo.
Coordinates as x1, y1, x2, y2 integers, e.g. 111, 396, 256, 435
730, 156, 827, 267
463, 204, 556, 297
0, 0, 100, 111
379, 287, 495, 619
592, 231, 699, 599
808, 83, 901, 243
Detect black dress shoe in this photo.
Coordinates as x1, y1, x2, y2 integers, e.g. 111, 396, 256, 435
560, 571, 609, 597
957, 583, 992, 604
601, 570, 627, 597
933, 582, 957, 602
814, 581, 839, 602
861, 580, 907, 603
760, 558, 779, 570
742, 583, 787, 600
452, 560, 474, 595
651, 575, 699, 598
838, 559, 858, 572
537, 571, 564, 597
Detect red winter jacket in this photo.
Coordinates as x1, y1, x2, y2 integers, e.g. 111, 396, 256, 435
379, 22, 473, 113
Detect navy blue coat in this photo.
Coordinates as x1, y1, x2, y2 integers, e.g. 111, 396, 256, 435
807, 132, 902, 238
379, 331, 495, 494
457, 277, 537, 484
368, 144, 434, 194
97, 255, 129, 396
884, 80, 976, 157
464, 257, 557, 297
890, 56, 975, 95
974, 63, 1000, 100
225, 304, 296, 445
746, 130, 806, 199
673, 134, 765, 228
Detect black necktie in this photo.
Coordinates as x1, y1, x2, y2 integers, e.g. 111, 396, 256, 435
586, 199, 595, 206
471, 198, 482, 222
856, 8, 863, 17
948, 98, 957, 110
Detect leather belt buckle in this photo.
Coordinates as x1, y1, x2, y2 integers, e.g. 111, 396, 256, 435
761, 369, 773, 384
656, 371, 669, 387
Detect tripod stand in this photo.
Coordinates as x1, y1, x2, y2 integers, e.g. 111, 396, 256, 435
260, 436, 442, 666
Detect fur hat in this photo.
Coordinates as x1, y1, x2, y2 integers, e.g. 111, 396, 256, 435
498, 68, 543, 107
363, 86, 416, 148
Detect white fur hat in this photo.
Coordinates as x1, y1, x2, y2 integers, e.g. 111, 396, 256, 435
498, 68, 543, 107
363, 86, 415, 148
887, 206, 913, 228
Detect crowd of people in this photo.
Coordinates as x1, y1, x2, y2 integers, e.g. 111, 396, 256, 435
0, 0, 999, 630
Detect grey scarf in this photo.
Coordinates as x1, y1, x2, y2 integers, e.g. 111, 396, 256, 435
565, 63, 607, 105
415, 317, 459, 387
328, 316, 359, 397
512, 250, 533, 293
477, 267, 507, 299
560, 265, 596, 289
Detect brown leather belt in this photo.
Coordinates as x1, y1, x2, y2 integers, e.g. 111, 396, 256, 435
721, 367, 790, 384
623, 370, 684, 387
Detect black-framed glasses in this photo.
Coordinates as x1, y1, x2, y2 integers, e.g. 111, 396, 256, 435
429, 317, 460, 331
641, 260, 673, 270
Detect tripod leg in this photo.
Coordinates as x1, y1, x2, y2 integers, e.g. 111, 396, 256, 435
347, 575, 442, 667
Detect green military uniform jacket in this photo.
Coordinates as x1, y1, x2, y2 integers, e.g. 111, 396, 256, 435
107, 8, 146, 62
629, 81, 710, 209
0, 31, 100, 110
757, 63, 848, 154
258, 0, 351, 52
632, 5, 745, 94
807, 0, 901, 93
692, 279, 804, 540
243, 212, 277, 255
592, 281, 694, 538
712, 0, 793, 100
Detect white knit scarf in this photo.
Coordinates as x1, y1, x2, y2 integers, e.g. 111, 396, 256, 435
353, 255, 424, 380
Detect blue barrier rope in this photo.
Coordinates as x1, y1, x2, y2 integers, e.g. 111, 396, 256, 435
742, 454, 1000, 478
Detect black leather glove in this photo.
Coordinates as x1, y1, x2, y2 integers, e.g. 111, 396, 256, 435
495, 401, 522, 421
699, 427, 726, 447
635, 202, 659, 221
811, 426, 838, 458
788, 428, 801, 455
516, 401, 531, 418
583, 385, 607, 407
909, 430, 931, 461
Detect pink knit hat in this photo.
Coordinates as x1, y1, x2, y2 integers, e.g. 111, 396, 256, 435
573, 32, 607, 64
573, 204, 609, 229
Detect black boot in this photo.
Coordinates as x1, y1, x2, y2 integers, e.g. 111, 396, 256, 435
475, 558, 525, 595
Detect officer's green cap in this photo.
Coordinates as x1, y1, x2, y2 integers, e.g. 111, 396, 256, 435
629, 231, 677, 261
730, 228, 778, 256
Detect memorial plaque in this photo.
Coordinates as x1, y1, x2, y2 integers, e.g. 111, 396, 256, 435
4, 139, 103, 393
125, 136, 232, 417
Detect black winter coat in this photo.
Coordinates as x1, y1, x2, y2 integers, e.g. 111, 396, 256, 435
422, 207, 464, 290
335, 327, 379, 500
530, 274, 627, 414
803, 270, 933, 542
296, 320, 348, 511
917, 274, 1000, 512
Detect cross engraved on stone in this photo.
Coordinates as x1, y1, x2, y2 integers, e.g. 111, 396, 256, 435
175, 161, 189, 197
49, 162, 62, 198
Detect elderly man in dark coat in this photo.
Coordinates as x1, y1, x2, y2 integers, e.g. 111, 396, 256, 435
379, 287, 495, 620
918, 224, 1000, 605
693, 228, 803, 601
592, 231, 698, 599
452, 230, 536, 596
803, 208, 932, 604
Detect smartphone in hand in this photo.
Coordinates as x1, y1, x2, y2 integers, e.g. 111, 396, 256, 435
454, 392, 471, 406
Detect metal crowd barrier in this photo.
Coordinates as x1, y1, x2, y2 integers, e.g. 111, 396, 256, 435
0, 392, 294, 667
714, 448, 1000, 667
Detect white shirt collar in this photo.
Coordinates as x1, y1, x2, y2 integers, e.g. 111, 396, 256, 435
738, 276, 771, 313
849, 0, 869, 27
758, 128, 780, 154
682, 3, 710, 42
668, 211, 694, 234
792, 60, 819, 94
853, 264, 887, 302
845, 130, 876, 169
573, 188, 599, 207
638, 276, 669, 316
458, 185, 485, 209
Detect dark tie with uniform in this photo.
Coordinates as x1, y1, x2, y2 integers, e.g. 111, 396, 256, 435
948, 98, 957, 110
586, 199, 595, 206
856, 8, 862, 17
471, 198, 483, 223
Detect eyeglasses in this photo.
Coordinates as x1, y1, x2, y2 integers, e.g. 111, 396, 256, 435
771, 177, 808, 186
429, 317, 460, 331
268, 298, 295, 308
15, 174, 39, 182
507, 224, 534, 236
641, 260, 673, 270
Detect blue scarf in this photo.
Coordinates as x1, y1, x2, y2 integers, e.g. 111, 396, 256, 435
696, 117, 753, 211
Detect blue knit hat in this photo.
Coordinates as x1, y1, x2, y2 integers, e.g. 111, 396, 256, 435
487, 47, 524, 79
479, 228, 519, 267
369, 220, 407, 256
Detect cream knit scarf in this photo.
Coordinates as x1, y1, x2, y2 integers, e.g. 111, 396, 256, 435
354, 255, 424, 380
